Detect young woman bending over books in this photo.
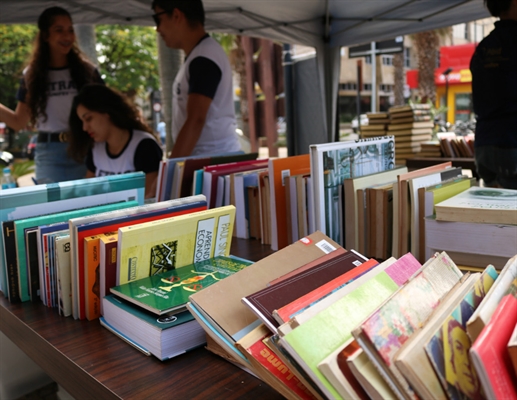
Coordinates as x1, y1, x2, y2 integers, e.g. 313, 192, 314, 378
68, 84, 163, 198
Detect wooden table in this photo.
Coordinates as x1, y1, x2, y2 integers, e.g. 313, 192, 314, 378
0, 238, 282, 400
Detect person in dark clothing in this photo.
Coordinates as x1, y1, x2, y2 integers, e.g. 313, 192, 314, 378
470, 0, 517, 189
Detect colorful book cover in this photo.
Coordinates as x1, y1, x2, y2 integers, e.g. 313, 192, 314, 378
310, 136, 395, 246
424, 266, 498, 400
354, 252, 464, 400
13, 200, 138, 302
0, 172, 145, 298
69, 195, 207, 320
280, 252, 421, 400
111, 255, 252, 315
268, 155, 311, 251
117, 206, 236, 285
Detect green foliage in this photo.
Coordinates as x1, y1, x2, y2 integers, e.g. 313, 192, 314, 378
95, 25, 160, 96
0, 24, 38, 109
211, 33, 236, 55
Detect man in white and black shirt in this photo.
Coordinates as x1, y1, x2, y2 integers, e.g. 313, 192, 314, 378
152, 0, 241, 157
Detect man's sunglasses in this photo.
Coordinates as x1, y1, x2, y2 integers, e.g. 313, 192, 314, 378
152, 10, 168, 26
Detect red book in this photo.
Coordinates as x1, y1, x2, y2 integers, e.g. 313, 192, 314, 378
242, 249, 369, 333
470, 282, 517, 400
273, 257, 379, 325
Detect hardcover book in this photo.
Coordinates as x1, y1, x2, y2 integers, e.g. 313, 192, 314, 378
435, 186, 517, 225
102, 294, 206, 361
117, 206, 236, 285
99, 232, 118, 314
242, 250, 368, 333
0, 172, 145, 298
310, 136, 395, 246
111, 255, 252, 315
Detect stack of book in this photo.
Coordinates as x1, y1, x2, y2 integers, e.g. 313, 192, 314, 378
417, 140, 442, 157
359, 112, 389, 138
185, 229, 517, 399
387, 103, 433, 164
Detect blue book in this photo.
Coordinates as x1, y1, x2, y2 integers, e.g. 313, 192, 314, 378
0, 172, 145, 298
102, 294, 206, 361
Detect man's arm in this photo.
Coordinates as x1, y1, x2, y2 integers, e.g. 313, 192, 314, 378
169, 93, 212, 158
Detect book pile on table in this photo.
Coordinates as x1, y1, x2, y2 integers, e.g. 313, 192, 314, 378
186, 229, 517, 400
387, 103, 433, 164
359, 112, 389, 138
416, 140, 442, 157
437, 132, 475, 158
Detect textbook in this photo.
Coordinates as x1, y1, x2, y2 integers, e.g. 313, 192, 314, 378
0, 172, 145, 298
117, 206, 236, 285
102, 294, 206, 361
111, 256, 252, 315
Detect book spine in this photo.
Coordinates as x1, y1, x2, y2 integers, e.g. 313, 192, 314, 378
3, 221, 20, 303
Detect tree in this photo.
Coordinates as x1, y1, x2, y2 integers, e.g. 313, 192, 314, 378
0, 24, 38, 110
95, 25, 160, 96
392, 52, 405, 106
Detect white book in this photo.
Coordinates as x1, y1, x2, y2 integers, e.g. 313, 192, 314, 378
310, 136, 396, 246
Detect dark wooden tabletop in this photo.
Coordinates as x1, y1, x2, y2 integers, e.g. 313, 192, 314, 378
0, 238, 282, 400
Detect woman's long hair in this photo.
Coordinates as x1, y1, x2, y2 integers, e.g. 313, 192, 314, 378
68, 84, 153, 162
25, 6, 97, 125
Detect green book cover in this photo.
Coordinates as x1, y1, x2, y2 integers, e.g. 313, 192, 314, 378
14, 200, 139, 302
111, 255, 253, 315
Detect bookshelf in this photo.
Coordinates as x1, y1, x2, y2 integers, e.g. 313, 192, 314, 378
0, 238, 281, 400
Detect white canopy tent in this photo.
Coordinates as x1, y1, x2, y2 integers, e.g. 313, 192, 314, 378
0, 0, 490, 148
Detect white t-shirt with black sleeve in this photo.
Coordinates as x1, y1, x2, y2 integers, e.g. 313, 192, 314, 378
172, 35, 241, 156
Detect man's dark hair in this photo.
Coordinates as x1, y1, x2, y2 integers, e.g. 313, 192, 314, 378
484, 0, 513, 16
151, 0, 205, 26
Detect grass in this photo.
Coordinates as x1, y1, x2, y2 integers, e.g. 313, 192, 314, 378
0, 159, 35, 180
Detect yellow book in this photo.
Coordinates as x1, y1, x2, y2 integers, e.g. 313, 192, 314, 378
117, 206, 236, 285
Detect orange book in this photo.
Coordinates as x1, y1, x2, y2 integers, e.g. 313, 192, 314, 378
84, 232, 115, 321
268, 155, 311, 251
273, 258, 379, 325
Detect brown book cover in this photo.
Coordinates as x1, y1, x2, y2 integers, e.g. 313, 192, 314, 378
242, 249, 367, 333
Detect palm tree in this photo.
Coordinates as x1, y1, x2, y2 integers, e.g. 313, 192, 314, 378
392, 52, 405, 106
